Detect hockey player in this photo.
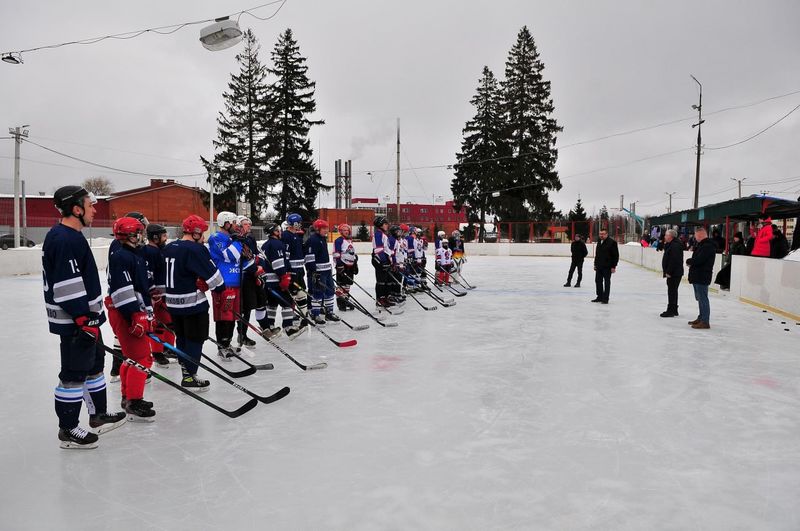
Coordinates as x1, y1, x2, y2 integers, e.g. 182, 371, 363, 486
260, 223, 295, 337
305, 219, 339, 324
105, 217, 156, 422
163, 215, 225, 390
207, 211, 254, 361
386, 225, 406, 304
141, 223, 173, 368
449, 230, 466, 274
281, 214, 309, 335
44, 185, 126, 449
235, 216, 264, 348
436, 238, 455, 285
333, 223, 358, 311
435, 230, 446, 250
371, 216, 395, 310
396, 224, 418, 291
411, 227, 428, 289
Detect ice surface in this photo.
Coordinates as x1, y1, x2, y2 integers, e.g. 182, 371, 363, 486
1, 256, 799, 530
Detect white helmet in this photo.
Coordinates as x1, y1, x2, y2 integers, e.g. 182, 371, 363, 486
452, 230, 461, 238
236, 215, 251, 225
437, 230, 446, 238
217, 211, 237, 227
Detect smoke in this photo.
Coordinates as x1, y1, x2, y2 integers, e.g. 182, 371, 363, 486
348, 120, 396, 161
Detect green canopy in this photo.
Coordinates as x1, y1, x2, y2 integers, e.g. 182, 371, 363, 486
650, 195, 800, 226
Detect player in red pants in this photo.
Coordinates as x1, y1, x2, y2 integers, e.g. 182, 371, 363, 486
436, 238, 455, 285
141, 223, 175, 367
105, 217, 156, 422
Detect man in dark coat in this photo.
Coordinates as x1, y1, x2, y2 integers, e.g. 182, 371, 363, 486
592, 229, 619, 304
686, 226, 716, 329
661, 229, 684, 317
564, 234, 589, 287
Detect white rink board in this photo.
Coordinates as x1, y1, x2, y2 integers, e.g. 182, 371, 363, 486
1, 256, 799, 530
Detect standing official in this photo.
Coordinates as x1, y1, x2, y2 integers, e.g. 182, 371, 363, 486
564, 234, 588, 287
660, 229, 684, 317
592, 229, 619, 304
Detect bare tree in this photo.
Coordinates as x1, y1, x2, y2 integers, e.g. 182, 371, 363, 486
82, 176, 114, 195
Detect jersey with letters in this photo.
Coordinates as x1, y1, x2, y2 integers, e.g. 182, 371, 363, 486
260, 237, 288, 284
372, 229, 392, 264
333, 236, 357, 267
107, 244, 152, 319
42, 223, 105, 335
140, 243, 165, 291
281, 230, 306, 279
436, 246, 453, 267
162, 239, 224, 315
208, 231, 253, 288
304, 232, 332, 275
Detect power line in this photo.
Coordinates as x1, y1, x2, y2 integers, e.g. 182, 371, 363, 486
705, 103, 800, 150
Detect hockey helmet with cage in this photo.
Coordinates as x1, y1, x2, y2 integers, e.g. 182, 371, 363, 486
440, 238, 450, 247
312, 219, 329, 231
216, 211, 237, 228
437, 230, 446, 238
399, 223, 410, 233
182, 215, 208, 235
373, 216, 389, 228
287, 213, 303, 229
236, 215, 252, 226
266, 223, 282, 237
124, 211, 149, 227
451, 230, 461, 238
338, 223, 352, 235
113, 217, 145, 243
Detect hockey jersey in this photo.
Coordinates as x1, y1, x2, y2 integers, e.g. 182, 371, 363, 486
107, 244, 152, 319
162, 240, 224, 315
260, 237, 288, 284
396, 235, 408, 264
141, 243, 165, 291
207, 231, 253, 288
412, 236, 425, 262
436, 246, 453, 267
281, 230, 306, 279
42, 223, 106, 335
372, 229, 392, 264
333, 236, 357, 267
386, 234, 398, 265
304, 232, 332, 275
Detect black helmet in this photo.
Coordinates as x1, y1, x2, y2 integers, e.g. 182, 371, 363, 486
373, 216, 388, 228
54, 186, 96, 222
124, 211, 149, 226
389, 225, 400, 236
266, 223, 281, 237
146, 223, 167, 241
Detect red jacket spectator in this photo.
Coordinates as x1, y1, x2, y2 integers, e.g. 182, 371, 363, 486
751, 218, 773, 257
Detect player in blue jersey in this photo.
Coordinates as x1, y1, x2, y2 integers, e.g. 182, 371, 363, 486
235, 216, 265, 348
281, 213, 309, 333
333, 223, 358, 312
163, 215, 225, 390
386, 225, 406, 305
259, 223, 295, 337
207, 211, 254, 361
142, 223, 174, 368
305, 219, 339, 325
371, 216, 395, 310
105, 217, 156, 422
43, 186, 126, 449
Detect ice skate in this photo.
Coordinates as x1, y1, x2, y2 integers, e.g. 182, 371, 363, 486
59, 426, 99, 450
125, 399, 156, 422
89, 411, 127, 434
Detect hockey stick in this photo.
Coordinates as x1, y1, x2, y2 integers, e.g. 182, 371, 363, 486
389, 274, 437, 311
233, 311, 327, 371
148, 334, 291, 404
271, 287, 357, 348
100, 343, 260, 418
423, 269, 465, 298
333, 279, 398, 327
454, 269, 477, 289
309, 276, 370, 331
351, 278, 404, 316
419, 284, 456, 307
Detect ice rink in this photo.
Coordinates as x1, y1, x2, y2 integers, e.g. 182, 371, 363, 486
1, 256, 799, 530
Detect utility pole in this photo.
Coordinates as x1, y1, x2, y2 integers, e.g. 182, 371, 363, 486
8, 125, 29, 248
690, 75, 704, 209
666, 191, 676, 213
22, 179, 27, 241
396, 118, 400, 223
730, 177, 746, 199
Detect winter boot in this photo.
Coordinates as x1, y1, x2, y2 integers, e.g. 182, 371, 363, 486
59, 426, 99, 449
89, 411, 127, 434
126, 399, 156, 422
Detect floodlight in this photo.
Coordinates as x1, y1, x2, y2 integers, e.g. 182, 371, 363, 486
199, 18, 243, 51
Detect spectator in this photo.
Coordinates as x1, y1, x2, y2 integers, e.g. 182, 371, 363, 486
751, 217, 773, 257
711, 229, 726, 253
686, 227, 716, 329
714, 231, 745, 290
745, 223, 757, 255
660, 229, 683, 317
564, 234, 588, 288
792, 197, 800, 251
770, 225, 790, 258
592, 229, 619, 304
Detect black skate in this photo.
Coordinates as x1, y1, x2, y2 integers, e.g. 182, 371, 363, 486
153, 352, 171, 368
59, 426, 99, 449
181, 374, 210, 392
237, 334, 257, 349
325, 312, 341, 323
285, 325, 307, 340
121, 397, 153, 410
126, 399, 156, 422
337, 298, 348, 312
260, 327, 282, 339
313, 314, 327, 326
89, 411, 127, 435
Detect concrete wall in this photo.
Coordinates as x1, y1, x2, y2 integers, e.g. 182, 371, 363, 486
0, 245, 111, 276
618, 244, 724, 279
729, 255, 800, 319
465, 242, 596, 257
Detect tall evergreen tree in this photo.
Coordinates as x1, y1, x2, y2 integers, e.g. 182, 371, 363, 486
497, 26, 562, 222
452, 66, 511, 242
261, 28, 328, 221
567, 197, 588, 238
202, 30, 271, 218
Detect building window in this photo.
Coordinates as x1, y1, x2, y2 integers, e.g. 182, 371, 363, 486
420, 208, 427, 213
402, 208, 409, 213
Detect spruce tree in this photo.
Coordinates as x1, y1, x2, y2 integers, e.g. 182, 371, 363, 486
451, 66, 511, 242
356, 221, 370, 242
567, 197, 588, 238
261, 28, 328, 221
202, 30, 271, 218
498, 26, 562, 222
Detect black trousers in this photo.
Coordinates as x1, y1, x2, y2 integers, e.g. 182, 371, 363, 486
372, 256, 390, 298
567, 259, 583, 284
666, 275, 681, 312
595, 267, 612, 301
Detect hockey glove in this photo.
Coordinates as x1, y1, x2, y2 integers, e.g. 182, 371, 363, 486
279, 273, 292, 291
128, 311, 153, 338
74, 314, 101, 342
196, 278, 209, 292
255, 266, 266, 286
149, 287, 164, 304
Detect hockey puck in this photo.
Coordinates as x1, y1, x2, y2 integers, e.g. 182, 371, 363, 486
762, 310, 767, 313
785, 329, 790, 332
781, 321, 786, 324
768, 318, 773, 321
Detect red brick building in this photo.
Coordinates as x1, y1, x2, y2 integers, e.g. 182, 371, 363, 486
0, 194, 112, 227
387, 200, 467, 236
107, 179, 209, 224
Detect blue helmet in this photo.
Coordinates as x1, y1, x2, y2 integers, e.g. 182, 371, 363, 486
287, 213, 302, 228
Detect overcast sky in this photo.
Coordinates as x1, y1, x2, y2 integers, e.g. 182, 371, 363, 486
2, 0, 799, 218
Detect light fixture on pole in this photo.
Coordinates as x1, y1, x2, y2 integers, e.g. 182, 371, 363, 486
690, 74, 704, 209
730, 177, 746, 199
1, 53, 22, 64
199, 17, 243, 51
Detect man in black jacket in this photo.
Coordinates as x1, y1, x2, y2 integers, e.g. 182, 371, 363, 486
592, 229, 619, 304
686, 226, 716, 329
564, 234, 589, 287
660, 229, 684, 317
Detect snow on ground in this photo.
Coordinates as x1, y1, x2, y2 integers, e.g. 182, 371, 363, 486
1, 256, 799, 530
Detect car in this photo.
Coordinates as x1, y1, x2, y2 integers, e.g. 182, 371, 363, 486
0, 234, 36, 250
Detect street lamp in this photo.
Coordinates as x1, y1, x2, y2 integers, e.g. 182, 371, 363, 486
690, 74, 704, 209
199, 17, 243, 51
